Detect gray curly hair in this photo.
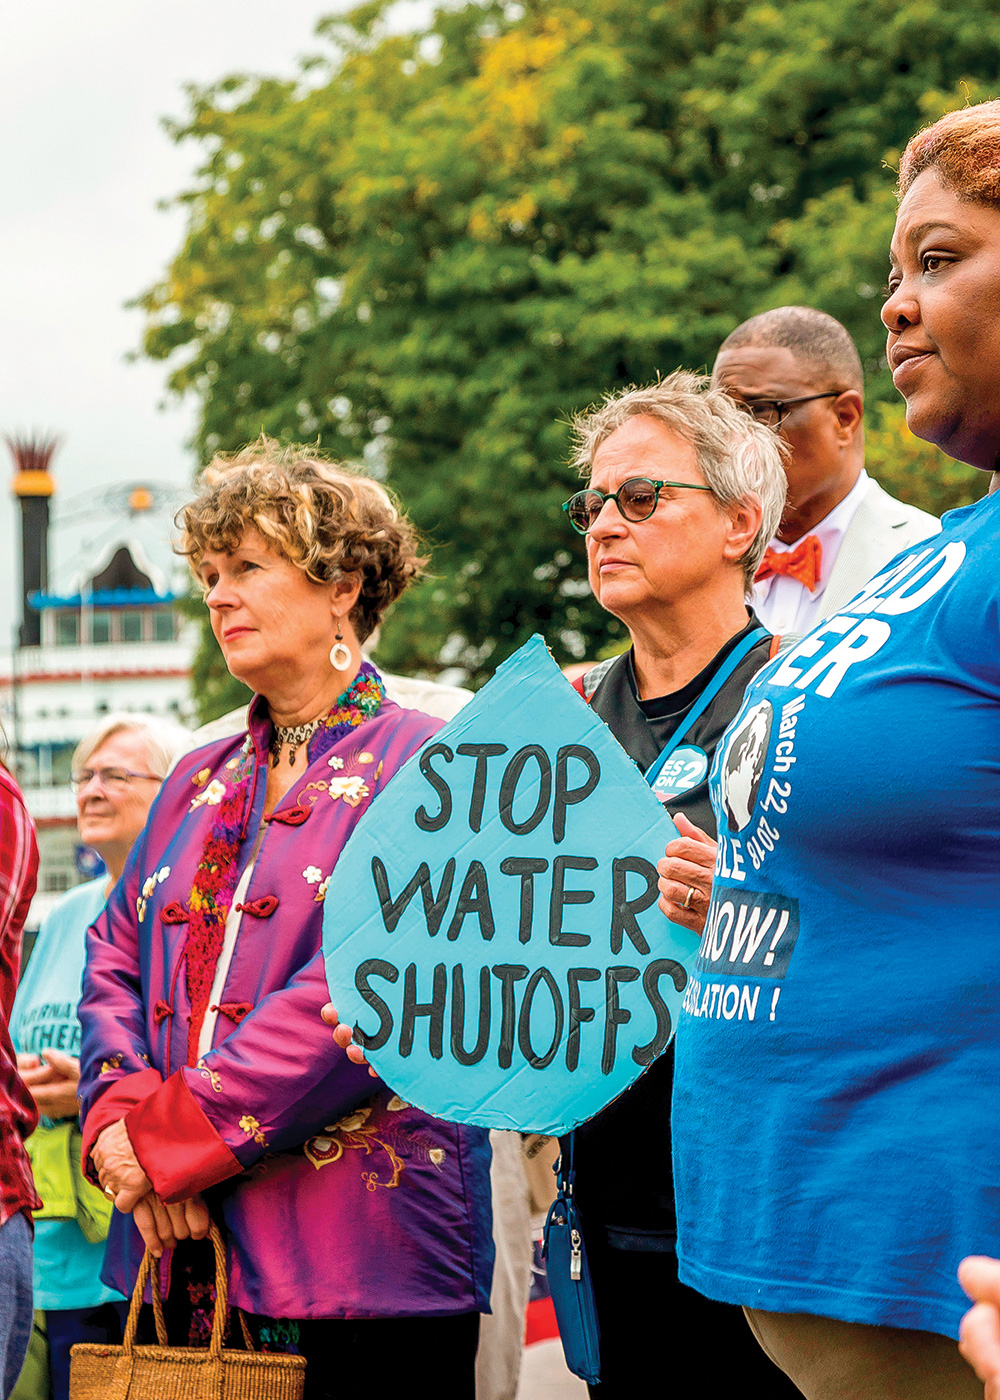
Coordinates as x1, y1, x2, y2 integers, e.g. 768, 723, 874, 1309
569, 370, 788, 591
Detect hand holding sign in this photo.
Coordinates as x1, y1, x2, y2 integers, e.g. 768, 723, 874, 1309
321, 1001, 376, 1073
322, 635, 701, 1136
657, 814, 717, 935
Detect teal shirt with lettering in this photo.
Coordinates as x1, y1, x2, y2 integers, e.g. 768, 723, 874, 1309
11, 879, 123, 1309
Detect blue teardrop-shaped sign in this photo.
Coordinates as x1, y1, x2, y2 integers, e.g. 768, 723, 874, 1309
322, 635, 700, 1135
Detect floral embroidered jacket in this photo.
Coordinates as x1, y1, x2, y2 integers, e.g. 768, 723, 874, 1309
77, 691, 494, 1320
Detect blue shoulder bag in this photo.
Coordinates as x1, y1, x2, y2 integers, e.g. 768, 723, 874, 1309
541, 1133, 601, 1384
543, 627, 768, 1384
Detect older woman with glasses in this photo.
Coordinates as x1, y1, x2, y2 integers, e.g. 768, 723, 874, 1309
330, 371, 794, 1396
11, 714, 187, 1400
76, 442, 494, 1400
549, 371, 805, 1399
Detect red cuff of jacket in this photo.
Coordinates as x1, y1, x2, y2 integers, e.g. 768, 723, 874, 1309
125, 1071, 242, 1203
80, 1068, 163, 1184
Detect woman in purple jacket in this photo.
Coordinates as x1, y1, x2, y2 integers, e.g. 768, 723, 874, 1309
76, 443, 494, 1398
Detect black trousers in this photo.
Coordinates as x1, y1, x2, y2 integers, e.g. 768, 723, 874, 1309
150, 1239, 480, 1400
147, 1302, 480, 1400
243, 1310, 481, 1400
586, 1237, 803, 1398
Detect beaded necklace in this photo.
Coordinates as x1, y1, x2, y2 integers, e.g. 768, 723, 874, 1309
270, 717, 321, 767
183, 663, 385, 1065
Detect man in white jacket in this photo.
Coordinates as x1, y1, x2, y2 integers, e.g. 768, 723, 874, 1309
712, 306, 940, 632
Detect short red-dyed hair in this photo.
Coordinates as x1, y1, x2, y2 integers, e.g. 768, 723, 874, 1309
899, 101, 1000, 205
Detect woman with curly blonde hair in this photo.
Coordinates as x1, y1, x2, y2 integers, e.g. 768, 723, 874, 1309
76, 442, 494, 1398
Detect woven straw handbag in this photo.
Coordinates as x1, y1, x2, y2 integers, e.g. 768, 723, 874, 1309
69, 1224, 306, 1400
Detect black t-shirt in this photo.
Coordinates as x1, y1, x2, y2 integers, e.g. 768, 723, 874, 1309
573, 613, 774, 1249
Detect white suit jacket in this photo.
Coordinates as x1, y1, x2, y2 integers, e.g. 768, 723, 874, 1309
817, 478, 940, 619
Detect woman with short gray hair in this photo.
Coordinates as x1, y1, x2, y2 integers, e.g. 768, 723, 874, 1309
73, 715, 189, 793
11, 713, 187, 1400
567, 369, 787, 589
557, 370, 799, 1397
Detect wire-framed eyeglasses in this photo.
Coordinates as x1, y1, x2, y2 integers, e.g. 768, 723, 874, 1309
71, 767, 163, 792
729, 391, 841, 429
562, 476, 713, 535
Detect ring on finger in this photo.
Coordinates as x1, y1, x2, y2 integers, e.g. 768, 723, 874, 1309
682, 886, 696, 911
104, 1184, 116, 1199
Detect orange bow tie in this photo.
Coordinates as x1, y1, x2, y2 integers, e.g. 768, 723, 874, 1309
755, 535, 823, 592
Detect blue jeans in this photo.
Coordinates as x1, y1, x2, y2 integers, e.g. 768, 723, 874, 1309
0, 1213, 33, 1399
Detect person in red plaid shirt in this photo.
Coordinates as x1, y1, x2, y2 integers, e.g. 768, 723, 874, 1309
0, 763, 40, 1398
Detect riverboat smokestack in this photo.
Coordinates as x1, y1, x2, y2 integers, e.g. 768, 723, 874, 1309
7, 435, 57, 648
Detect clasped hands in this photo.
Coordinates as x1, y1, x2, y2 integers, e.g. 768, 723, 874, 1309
17, 1049, 82, 1120
92, 1119, 209, 1258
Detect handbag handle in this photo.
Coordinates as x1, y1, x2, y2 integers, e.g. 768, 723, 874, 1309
121, 1223, 230, 1359
555, 1130, 575, 1197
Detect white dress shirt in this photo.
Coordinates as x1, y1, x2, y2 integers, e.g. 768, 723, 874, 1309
753, 470, 870, 634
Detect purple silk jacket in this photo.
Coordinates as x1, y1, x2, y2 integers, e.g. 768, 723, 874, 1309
78, 691, 494, 1319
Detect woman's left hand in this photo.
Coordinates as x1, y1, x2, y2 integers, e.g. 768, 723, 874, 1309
132, 1192, 211, 1259
92, 1119, 152, 1212
321, 1003, 378, 1078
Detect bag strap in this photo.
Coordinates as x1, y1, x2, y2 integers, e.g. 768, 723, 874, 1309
556, 1130, 576, 1198
644, 626, 767, 788
121, 1223, 233, 1358
122, 1248, 168, 1353
238, 1310, 255, 1351
573, 656, 617, 703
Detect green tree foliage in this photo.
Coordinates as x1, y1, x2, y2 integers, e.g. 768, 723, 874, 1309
864, 402, 985, 518
140, 0, 999, 716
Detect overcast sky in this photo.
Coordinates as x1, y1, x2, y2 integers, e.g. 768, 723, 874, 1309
0, 0, 432, 653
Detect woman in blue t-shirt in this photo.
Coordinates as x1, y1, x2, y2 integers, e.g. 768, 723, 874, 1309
11, 714, 185, 1400
669, 103, 1000, 1399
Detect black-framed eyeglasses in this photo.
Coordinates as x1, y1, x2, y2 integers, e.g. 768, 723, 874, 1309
728, 391, 841, 429
562, 476, 713, 535
71, 767, 163, 792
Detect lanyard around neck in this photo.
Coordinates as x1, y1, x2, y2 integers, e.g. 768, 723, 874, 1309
644, 627, 768, 789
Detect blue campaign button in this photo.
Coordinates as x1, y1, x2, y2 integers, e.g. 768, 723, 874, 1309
649, 745, 709, 803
